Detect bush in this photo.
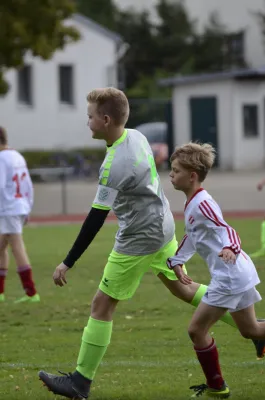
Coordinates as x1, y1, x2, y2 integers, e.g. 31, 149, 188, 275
21, 148, 106, 169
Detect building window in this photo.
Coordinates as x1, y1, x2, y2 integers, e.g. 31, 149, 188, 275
223, 30, 245, 67
59, 65, 74, 105
17, 65, 33, 105
243, 104, 259, 137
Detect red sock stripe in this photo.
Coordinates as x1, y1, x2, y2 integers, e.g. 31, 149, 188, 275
194, 338, 215, 352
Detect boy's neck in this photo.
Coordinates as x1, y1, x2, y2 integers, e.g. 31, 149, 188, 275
106, 126, 125, 146
0, 145, 8, 151
185, 184, 202, 204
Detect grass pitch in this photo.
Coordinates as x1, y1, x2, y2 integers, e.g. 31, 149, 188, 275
1, 219, 265, 399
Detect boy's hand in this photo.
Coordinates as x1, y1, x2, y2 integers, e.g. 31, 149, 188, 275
53, 263, 69, 286
218, 248, 236, 264
257, 183, 264, 191
172, 265, 193, 285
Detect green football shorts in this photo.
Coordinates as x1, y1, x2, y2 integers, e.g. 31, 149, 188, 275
99, 236, 187, 300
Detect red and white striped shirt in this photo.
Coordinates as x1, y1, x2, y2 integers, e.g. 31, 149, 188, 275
167, 188, 260, 294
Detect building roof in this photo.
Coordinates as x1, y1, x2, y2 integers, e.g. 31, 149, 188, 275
72, 14, 123, 44
158, 67, 265, 87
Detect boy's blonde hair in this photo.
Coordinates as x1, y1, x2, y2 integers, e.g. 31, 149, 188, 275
87, 87, 129, 126
170, 142, 216, 182
0, 126, 7, 145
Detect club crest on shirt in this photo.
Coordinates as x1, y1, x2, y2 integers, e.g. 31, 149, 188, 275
98, 188, 110, 202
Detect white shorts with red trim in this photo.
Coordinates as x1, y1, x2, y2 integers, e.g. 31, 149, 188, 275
202, 286, 261, 313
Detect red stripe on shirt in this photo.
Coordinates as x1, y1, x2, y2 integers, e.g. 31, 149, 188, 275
199, 202, 220, 226
175, 234, 188, 255
200, 200, 241, 253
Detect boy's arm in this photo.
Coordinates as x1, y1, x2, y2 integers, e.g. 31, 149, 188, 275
63, 207, 110, 267
167, 234, 196, 269
198, 198, 241, 255
0, 160, 7, 207
26, 170, 34, 211
63, 184, 118, 268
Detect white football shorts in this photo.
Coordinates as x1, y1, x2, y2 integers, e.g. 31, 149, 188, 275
0, 215, 27, 234
202, 286, 262, 313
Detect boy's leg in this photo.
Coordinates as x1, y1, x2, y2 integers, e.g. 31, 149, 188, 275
39, 250, 154, 398
230, 288, 265, 342
153, 237, 236, 328
250, 220, 265, 258
188, 301, 230, 396
76, 290, 118, 380
8, 228, 39, 302
0, 234, 9, 300
39, 290, 117, 399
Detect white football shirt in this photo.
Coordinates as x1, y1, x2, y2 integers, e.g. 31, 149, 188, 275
167, 188, 260, 294
0, 149, 34, 216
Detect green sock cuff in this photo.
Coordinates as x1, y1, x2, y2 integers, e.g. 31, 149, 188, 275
261, 221, 265, 245
191, 284, 208, 307
82, 317, 113, 347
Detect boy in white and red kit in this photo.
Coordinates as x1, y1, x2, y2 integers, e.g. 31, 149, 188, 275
167, 142, 265, 398
0, 127, 39, 303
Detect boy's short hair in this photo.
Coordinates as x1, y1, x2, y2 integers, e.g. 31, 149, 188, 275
87, 87, 130, 126
170, 142, 216, 182
0, 127, 7, 145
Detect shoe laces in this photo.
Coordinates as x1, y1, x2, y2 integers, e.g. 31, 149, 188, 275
56, 370, 74, 384
57, 371, 88, 399
190, 384, 208, 396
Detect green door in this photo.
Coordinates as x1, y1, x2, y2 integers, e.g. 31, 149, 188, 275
189, 97, 218, 166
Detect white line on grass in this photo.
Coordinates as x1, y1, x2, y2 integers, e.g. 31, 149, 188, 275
0, 359, 263, 370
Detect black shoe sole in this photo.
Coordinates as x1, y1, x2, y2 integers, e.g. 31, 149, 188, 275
39, 376, 84, 399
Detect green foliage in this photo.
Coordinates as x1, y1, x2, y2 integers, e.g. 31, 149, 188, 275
0, 0, 80, 94
21, 148, 106, 169
77, 0, 248, 98
76, 0, 119, 31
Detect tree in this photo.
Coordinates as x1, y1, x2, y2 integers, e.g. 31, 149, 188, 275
155, 0, 197, 74
76, 0, 247, 97
116, 9, 159, 90
76, 0, 119, 31
0, 0, 80, 94
192, 12, 246, 73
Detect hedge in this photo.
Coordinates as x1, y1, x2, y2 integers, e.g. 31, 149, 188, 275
21, 148, 106, 169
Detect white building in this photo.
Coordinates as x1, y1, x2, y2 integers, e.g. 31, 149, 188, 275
0, 14, 123, 151
114, 0, 265, 68
160, 68, 265, 170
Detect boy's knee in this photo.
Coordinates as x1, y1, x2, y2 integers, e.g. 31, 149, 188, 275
91, 290, 118, 320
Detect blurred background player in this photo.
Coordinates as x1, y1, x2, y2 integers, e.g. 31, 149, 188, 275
0, 127, 40, 303
250, 178, 265, 259
39, 88, 264, 400
167, 142, 265, 398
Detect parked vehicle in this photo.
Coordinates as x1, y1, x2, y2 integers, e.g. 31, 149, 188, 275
135, 122, 168, 168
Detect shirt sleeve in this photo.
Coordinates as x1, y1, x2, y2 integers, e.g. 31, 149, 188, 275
167, 234, 196, 269
198, 198, 241, 254
63, 207, 110, 267
92, 155, 134, 210
25, 171, 34, 211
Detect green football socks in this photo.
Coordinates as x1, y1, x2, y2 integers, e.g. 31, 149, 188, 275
250, 221, 265, 259
76, 317, 113, 380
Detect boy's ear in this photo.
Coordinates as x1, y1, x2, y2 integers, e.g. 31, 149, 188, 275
104, 115, 111, 125
190, 171, 198, 181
